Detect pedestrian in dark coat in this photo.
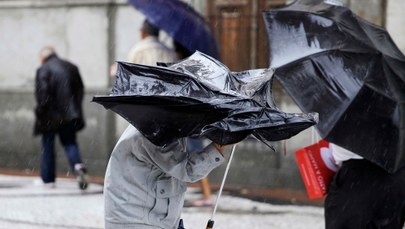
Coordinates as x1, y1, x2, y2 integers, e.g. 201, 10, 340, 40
34, 46, 88, 190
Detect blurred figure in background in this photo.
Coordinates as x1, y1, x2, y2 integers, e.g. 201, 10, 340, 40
34, 46, 88, 190
128, 19, 177, 65
109, 19, 176, 80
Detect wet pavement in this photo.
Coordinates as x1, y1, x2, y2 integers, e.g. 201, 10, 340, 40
0, 174, 325, 229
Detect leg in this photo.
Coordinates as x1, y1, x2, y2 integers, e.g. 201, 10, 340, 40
185, 177, 213, 207
58, 122, 88, 190
185, 137, 213, 207
64, 144, 83, 168
184, 177, 214, 207
40, 133, 56, 183
196, 176, 214, 206
200, 176, 212, 199
58, 122, 83, 169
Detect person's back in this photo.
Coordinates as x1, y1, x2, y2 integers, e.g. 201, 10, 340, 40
127, 19, 177, 65
37, 55, 84, 124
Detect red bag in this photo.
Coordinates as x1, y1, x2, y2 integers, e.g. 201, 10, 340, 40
295, 140, 337, 199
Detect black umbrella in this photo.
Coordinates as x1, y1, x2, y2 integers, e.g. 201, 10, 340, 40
93, 51, 318, 147
263, 0, 405, 172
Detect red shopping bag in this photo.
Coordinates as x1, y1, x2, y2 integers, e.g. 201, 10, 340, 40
295, 140, 337, 199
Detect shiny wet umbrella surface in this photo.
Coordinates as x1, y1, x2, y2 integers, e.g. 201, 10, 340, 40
128, 0, 219, 59
263, 0, 405, 172
93, 52, 317, 147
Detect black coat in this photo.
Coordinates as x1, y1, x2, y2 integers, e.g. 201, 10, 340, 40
34, 54, 85, 135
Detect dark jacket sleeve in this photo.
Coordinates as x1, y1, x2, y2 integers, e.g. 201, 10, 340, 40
72, 66, 84, 104
35, 67, 51, 113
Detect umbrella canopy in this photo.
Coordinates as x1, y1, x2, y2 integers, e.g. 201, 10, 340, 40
128, 0, 220, 59
93, 51, 318, 147
263, 0, 405, 172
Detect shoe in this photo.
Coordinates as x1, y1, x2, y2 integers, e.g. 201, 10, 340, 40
43, 182, 56, 189
42, 182, 56, 189
33, 179, 56, 189
75, 167, 89, 190
184, 198, 214, 208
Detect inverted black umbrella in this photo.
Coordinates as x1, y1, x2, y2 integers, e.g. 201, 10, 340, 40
93, 51, 318, 147
263, 0, 405, 172
128, 0, 220, 59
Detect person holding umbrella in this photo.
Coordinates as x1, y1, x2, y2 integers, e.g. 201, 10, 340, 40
103, 124, 232, 229
262, 0, 405, 228
105, 43, 235, 228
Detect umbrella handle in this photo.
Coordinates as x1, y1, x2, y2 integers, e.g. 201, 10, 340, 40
178, 219, 185, 229
206, 219, 214, 229
207, 144, 237, 228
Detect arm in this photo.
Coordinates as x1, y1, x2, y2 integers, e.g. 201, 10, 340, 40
34, 68, 51, 111
135, 137, 225, 183
213, 143, 226, 154
71, 65, 84, 103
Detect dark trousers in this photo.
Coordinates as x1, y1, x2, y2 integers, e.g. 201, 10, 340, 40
40, 122, 83, 183
325, 159, 405, 229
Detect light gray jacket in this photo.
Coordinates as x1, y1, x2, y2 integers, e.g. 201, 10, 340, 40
104, 125, 225, 229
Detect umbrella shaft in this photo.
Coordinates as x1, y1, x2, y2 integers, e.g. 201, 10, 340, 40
210, 144, 237, 221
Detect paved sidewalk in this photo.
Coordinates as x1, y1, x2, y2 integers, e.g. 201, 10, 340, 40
0, 174, 324, 229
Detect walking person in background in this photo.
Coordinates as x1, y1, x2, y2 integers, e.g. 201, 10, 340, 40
34, 46, 88, 190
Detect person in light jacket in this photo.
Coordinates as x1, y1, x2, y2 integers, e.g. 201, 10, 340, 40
127, 19, 177, 66
104, 125, 228, 229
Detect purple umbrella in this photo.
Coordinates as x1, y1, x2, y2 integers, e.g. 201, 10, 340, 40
128, 0, 220, 59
